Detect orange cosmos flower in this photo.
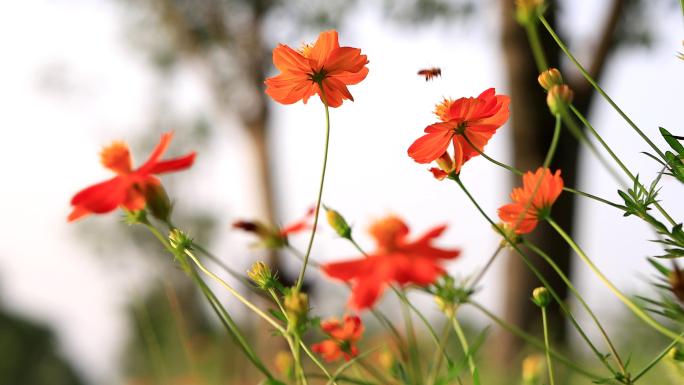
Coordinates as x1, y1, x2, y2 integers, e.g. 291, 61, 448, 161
408, 88, 510, 176
264, 30, 369, 108
312, 315, 364, 362
322, 215, 460, 310
68, 132, 195, 222
498, 167, 564, 234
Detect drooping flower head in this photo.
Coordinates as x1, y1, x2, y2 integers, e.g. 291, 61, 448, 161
264, 30, 369, 108
498, 167, 564, 234
408, 88, 510, 178
312, 315, 364, 362
232, 207, 315, 249
68, 132, 195, 222
322, 215, 460, 310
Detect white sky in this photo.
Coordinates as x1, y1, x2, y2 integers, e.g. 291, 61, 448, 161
0, 0, 682, 383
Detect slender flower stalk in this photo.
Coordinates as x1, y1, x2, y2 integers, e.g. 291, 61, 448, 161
547, 217, 680, 341
297, 85, 331, 291
470, 301, 607, 382
142, 223, 278, 381
461, 132, 627, 210
538, 15, 667, 161
452, 177, 621, 377
523, 240, 626, 375
451, 314, 481, 385
569, 104, 677, 226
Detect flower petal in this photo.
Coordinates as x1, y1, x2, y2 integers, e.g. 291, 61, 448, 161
308, 30, 340, 69
407, 122, 455, 164
148, 152, 196, 174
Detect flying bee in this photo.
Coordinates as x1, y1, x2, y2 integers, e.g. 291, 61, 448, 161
417, 67, 442, 81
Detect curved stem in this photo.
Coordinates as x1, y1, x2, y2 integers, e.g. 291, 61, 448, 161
523, 240, 627, 375
525, 23, 548, 71
632, 334, 684, 382
183, 248, 286, 333
296, 85, 332, 291
547, 217, 681, 341
451, 177, 619, 376
451, 314, 481, 385
461, 133, 626, 210
541, 307, 557, 385
569, 104, 677, 226
470, 301, 609, 382
538, 15, 666, 161
466, 243, 504, 290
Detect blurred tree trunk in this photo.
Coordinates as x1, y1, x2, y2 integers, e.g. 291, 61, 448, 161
497, 0, 624, 366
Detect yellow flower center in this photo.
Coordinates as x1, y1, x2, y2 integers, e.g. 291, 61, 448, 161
434, 98, 455, 122
299, 43, 314, 58
369, 216, 408, 251
100, 141, 132, 174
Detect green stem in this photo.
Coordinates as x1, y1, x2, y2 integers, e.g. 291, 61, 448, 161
470, 301, 608, 382
400, 288, 423, 384
466, 243, 504, 290
525, 23, 548, 71
541, 307, 557, 385
547, 217, 681, 341
632, 334, 684, 382
523, 240, 627, 375
451, 177, 619, 376
183, 248, 285, 333
296, 84, 332, 291
461, 133, 626, 210
300, 341, 338, 384
426, 321, 452, 385
539, 15, 667, 161
569, 104, 677, 226
451, 315, 481, 385
349, 237, 447, 364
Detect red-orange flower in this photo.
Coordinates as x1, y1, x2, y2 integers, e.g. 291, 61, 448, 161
322, 216, 460, 310
264, 30, 369, 108
407, 88, 510, 176
312, 315, 364, 362
68, 132, 195, 222
498, 167, 564, 234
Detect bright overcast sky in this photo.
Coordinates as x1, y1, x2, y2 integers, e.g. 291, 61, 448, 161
0, 0, 682, 383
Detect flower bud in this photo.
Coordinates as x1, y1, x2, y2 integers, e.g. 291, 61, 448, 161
668, 347, 684, 361
496, 222, 520, 246
532, 286, 551, 307
522, 354, 544, 384
169, 229, 193, 251
274, 350, 294, 378
284, 290, 309, 326
144, 183, 172, 222
537, 68, 563, 91
325, 207, 352, 239
546, 84, 573, 115
515, 0, 544, 26
247, 262, 275, 290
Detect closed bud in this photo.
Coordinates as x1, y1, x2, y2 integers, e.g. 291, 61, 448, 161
522, 354, 544, 384
668, 347, 684, 361
325, 206, 352, 239
538, 68, 563, 91
515, 0, 544, 26
144, 183, 172, 222
546, 84, 573, 115
247, 262, 275, 290
284, 290, 308, 326
532, 286, 551, 307
274, 350, 294, 378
